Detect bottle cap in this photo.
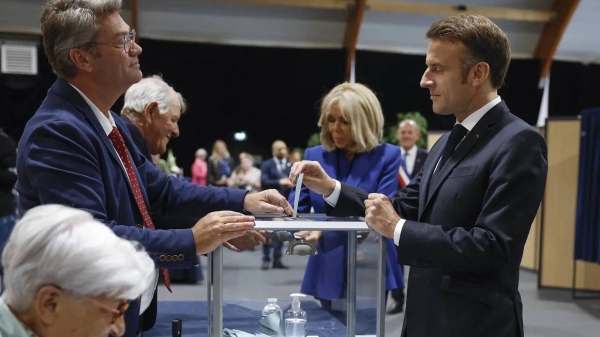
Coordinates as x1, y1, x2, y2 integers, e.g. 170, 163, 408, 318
268, 298, 277, 303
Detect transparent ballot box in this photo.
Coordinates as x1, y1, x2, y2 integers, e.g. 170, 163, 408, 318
205, 214, 387, 337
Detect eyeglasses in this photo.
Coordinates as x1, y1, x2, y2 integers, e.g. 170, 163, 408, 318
78, 29, 136, 54
85, 297, 130, 324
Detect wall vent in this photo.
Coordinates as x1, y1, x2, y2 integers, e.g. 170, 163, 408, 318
1, 44, 38, 75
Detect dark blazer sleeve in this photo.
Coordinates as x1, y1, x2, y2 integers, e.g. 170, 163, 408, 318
261, 159, 282, 190
22, 121, 246, 268
398, 129, 547, 274
121, 116, 152, 160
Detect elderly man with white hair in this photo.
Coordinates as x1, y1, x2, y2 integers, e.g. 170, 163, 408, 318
120, 75, 185, 159
0, 204, 154, 337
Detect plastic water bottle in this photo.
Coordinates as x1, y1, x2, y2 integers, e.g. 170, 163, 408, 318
262, 298, 283, 319
285, 293, 307, 337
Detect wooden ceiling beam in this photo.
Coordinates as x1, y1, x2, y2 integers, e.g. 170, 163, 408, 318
534, 0, 580, 79
211, 1, 557, 23
215, 0, 352, 10
344, 0, 368, 81
367, 1, 557, 23
131, 0, 139, 43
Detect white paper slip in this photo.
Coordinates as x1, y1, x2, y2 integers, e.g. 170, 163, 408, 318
292, 173, 303, 218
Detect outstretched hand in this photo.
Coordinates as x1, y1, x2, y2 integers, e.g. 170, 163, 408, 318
289, 160, 336, 196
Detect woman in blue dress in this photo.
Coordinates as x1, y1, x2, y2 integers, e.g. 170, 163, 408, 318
289, 82, 404, 312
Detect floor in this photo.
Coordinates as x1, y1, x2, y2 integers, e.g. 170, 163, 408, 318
157, 240, 600, 336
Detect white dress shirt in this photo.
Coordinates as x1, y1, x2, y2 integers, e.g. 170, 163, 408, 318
401, 145, 418, 176
70, 84, 158, 315
325, 96, 502, 246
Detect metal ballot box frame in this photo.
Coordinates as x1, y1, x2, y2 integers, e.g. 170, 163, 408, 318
206, 214, 387, 337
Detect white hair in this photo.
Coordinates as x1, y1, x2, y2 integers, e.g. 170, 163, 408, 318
121, 75, 186, 118
2, 205, 155, 312
195, 148, 207, 158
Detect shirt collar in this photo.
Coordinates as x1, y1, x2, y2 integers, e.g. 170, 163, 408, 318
0, 297, 36, 337
458, 96, 501, 131
401, 145, 418, 157
69, 83, 116, 136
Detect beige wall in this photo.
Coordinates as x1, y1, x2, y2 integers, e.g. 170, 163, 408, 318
538, 119, 600, 290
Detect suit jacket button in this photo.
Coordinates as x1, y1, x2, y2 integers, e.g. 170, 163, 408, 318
166, 255, 173, 262
410, 260, 417, 266
159, 255, 166, 262
178, 254, 184, 261
135, 224, 142, 228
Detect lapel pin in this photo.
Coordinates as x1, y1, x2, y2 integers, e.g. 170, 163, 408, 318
475, 134, 480, 139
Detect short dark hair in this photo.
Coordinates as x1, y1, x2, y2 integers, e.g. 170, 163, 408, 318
426, 15, 511, 88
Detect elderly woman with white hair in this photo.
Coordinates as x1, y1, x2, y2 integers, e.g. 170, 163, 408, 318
0, 204, 154, 337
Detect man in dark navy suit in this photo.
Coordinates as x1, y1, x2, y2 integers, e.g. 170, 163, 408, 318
290, 15, 547, 337
16, 2, 292, 336
260, 140, 292, 269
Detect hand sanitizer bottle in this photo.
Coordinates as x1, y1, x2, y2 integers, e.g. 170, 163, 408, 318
262, 298, 283, 320
285, 293, 307, 337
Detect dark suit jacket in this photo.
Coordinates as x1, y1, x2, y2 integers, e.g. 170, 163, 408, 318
120, 115, 152, 160
412, 148, 428, 176
261, 157, 291, 195
397, 147, 429, 194
16, 78, 247, 337
329, 101, 548, 337
288, 144, 404, 300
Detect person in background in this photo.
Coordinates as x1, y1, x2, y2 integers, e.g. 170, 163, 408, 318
388, 118, 429, 314
0, 204, 155, 337
121, 74, 269, 329
395, 119, 429, 196
260, 140, 293, 270
0, 127, 17, 282
289, 15, 548, 337
289, 149, 303, 164
192, 148, 208, 186
289, 82, 405, 313
120, 75, 184, 161
208, 140, 234, 187
228, 152, 261, 193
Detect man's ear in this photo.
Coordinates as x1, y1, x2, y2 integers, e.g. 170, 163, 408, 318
143, 102, 159, 124
471, 61, 491, 87
69, 48, 95, 74
35, 285, 63, 326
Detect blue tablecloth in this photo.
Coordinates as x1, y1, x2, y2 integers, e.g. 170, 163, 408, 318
146, 300, 378, 337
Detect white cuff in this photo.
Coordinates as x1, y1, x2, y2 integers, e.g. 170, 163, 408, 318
393, 219, 406, 246
323, 180, 341, 207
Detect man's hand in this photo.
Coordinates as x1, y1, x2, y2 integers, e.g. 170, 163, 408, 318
296, 230, 322, 244
279, 177, 293, 188
243, 189, 293, 215
191, 211, 256, 255
289, 160, 336, 197
364, 193, 401, 239
225, 231, 269, 251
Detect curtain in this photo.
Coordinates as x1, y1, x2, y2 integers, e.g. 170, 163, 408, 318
574, 108, 600, 263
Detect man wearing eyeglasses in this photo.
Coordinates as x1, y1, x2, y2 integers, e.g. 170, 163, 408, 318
15, 1, 293, 337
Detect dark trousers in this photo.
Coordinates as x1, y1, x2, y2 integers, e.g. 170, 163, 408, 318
262, 242, 283, 262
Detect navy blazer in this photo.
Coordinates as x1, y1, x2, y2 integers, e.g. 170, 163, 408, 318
261, 157, 291, 195
412, 148, 428, 176
16, 78, 247, 337
120, 114, 152, 160
288, 144, 404, 301
330, 101, 548, 337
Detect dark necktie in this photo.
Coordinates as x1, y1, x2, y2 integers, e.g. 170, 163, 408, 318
108, 127, 172, 292
430, 124, 468, 184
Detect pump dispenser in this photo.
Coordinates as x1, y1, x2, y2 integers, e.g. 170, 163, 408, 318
285, 293, 307, 337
